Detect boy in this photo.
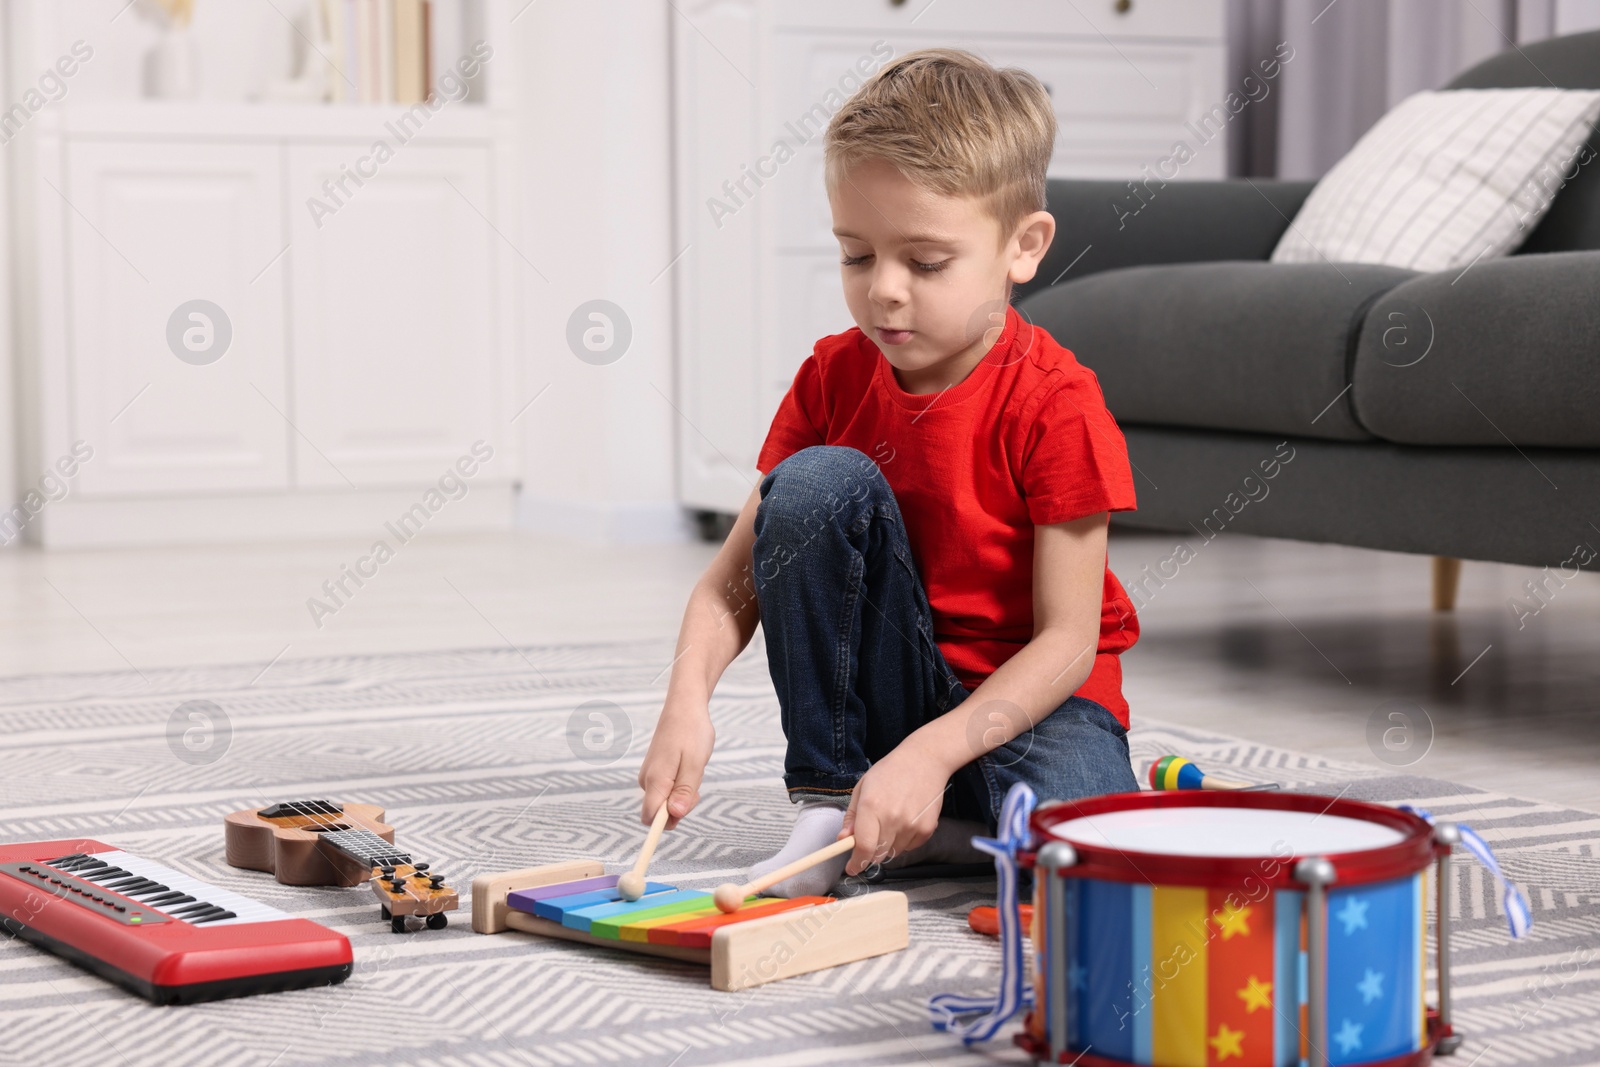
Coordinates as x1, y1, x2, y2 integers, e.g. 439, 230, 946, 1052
639, 48, 1140, 895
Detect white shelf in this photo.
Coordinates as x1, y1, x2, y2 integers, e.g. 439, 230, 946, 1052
39, 100, 496, 142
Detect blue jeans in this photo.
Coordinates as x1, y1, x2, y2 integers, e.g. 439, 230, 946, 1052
751, 445, 1139, 832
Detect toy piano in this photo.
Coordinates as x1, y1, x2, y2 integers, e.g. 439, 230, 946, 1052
0, 839, 352, 1004
472, 859, 908, 991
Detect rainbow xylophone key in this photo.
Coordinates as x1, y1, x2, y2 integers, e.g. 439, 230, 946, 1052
510, 874, 832, 948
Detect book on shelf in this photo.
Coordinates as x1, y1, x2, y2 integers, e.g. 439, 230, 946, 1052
317, 0, 436, 105
394, 0, 428, 104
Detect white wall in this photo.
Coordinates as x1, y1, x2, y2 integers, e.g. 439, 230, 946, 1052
509, 4, 689, 543
1555, 0, 1600, 32
0, 19, 15, 524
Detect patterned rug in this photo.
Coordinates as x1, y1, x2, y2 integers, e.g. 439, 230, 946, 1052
1, 641, 1596, 1067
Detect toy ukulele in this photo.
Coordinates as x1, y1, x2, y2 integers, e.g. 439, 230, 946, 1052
224, 800, 458, 933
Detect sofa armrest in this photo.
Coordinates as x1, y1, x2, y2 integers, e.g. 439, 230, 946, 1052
1015, 178, 1317, 303
1351, 250, 1600, 447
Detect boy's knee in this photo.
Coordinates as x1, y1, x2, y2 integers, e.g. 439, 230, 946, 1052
757, 446, 886, 533
770, 445, 875, 485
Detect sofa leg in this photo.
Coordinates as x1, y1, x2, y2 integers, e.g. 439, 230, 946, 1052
1432, 556, 1462, 611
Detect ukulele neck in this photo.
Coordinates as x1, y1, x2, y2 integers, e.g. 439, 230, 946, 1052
318, 828, 412, 870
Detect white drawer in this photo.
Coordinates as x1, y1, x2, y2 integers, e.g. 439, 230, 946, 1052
771, 35, 1213, 125
768, 36, 1227, 248
769, 0, 1225, 41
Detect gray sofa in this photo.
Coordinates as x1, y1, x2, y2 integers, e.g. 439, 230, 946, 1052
1016, 30, 1600, 595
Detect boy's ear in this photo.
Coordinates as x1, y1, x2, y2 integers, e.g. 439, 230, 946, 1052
1006, 210, 1057, 286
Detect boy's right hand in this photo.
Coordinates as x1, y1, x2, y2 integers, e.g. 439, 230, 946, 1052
638, 698, 715, 830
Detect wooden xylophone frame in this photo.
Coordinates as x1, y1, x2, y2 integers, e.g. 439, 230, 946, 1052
471, 859, 909, 991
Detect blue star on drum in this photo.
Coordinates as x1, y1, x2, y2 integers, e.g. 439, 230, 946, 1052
1325, 879, 1428, 1063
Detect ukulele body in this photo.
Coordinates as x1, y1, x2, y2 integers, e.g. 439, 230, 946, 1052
224, 801, 395, 887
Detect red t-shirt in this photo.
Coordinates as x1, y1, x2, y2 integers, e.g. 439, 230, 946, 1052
756, 304, 1141, 726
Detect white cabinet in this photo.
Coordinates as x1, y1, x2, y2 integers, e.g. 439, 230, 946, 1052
286, 143, 500, 487
15, 104, 517, 544
65, 141, 290, 495
672, 0, 1228, 514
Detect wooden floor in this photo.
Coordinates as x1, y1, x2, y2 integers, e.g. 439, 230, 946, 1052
1, 527, 1595, 811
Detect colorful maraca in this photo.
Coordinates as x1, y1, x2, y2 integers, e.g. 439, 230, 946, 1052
1148, 755, 1279, 791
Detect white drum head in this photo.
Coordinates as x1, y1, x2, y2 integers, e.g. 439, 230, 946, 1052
1045, 806, 1404, 857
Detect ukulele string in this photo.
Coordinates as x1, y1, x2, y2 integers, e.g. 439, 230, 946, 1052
276, 799, 392, 881
278, 799, 437, 904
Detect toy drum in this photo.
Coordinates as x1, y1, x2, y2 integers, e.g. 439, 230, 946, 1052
1019, 791, 1458, 1067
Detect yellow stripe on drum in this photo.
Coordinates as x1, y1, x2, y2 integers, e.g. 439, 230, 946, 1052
1150, 886, 1209, 1067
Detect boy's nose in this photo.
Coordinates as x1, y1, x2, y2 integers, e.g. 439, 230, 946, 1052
868, 266, 910, 307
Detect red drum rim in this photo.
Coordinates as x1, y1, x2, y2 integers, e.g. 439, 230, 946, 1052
1024, 790, 1437, 888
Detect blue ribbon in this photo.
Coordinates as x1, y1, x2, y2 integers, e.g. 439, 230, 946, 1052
928, 782, 1037, 1043
1401, 804, 1531, 939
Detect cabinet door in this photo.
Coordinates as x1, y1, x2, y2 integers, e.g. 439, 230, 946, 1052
981, 42, 1229, 180
287, 143, 501, 487
65, 141, 290, 494
770, 251, 849, 420
672, 0, 765, 513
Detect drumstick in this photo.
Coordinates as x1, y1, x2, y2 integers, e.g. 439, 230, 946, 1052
713, 836, 856, 913
618, 802, 670, 901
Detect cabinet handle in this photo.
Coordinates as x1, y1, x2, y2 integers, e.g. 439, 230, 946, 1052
1115, 0, 1132, 12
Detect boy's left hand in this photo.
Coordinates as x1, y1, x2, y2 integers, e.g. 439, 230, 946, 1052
839, 737, 950, 876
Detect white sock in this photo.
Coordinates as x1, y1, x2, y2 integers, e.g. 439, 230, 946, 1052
748, 800, 848, 898
881, 818, 989, 869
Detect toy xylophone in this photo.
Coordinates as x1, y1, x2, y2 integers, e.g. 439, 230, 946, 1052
472, 859, 908, 991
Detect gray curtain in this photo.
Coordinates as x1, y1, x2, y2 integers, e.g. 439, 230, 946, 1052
1226, 0, 1595, 179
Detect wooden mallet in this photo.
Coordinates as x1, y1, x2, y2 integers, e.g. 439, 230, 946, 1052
618, 802, 670, 901
713, 835, 856, 913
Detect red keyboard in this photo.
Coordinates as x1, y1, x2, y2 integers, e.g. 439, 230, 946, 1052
0, 839, 352, 1004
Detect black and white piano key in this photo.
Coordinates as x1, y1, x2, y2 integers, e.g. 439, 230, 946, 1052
48, 850, 290, 926
54, 862, 234, 923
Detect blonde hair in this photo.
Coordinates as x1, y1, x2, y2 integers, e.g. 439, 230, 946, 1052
824, 48, 1056, 240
